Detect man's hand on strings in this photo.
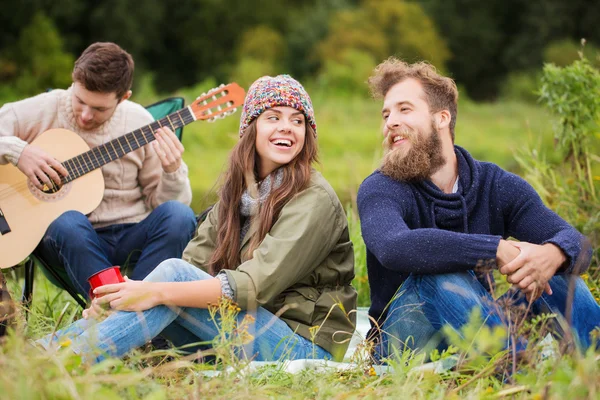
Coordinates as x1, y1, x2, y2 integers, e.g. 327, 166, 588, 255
17, 144, 68, 190
152, 127, 184, 173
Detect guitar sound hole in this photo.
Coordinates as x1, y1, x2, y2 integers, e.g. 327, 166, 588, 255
42, 185, 61, 194
37, 178, 63, 194
27, 178, 71, 202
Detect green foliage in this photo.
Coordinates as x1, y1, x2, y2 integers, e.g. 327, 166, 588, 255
442, 308, 508, 367
544, 39, 600, 69
2, 0, 600, 99
367, 0, 450, 70
317, 9, 387, 64
539, 57, 600, 198
517, 56, 600, 269
230, 25, 286, 88
0, 12, 73, 99
499, 70, 542, 103
230, 58, 279, 90
283, 0, 355, 79
316, 0, 449, 93
237, 25, 285, 68
420, 0, 600, 99
317, 49, 376, 96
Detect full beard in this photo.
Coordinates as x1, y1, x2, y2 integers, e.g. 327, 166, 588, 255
380, 121, 446, 182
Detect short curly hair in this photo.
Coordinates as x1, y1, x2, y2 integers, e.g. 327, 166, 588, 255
368, 58, 458, 140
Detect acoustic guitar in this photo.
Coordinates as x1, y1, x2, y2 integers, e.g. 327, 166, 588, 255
0, 83, 245, 269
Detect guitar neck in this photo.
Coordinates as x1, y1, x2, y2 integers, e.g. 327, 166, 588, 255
60, 107, 195, 184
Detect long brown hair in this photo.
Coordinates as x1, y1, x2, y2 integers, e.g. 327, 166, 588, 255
208, 119, 318, 274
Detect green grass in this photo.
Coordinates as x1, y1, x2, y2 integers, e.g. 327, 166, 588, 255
2, 272, 600, 399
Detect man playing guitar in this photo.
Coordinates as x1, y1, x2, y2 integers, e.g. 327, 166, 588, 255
0, 42, 196, 300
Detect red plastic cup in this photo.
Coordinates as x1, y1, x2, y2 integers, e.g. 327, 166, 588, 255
88, 266, 125, 299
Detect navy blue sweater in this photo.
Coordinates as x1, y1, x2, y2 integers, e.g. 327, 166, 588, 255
357, 146, 591, 330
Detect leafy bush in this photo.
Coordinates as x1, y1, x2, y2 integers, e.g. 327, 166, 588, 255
516, 56, 600, 272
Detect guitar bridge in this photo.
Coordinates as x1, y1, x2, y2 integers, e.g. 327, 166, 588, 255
0, 208, 11, 235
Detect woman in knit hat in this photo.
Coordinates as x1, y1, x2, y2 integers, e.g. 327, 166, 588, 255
38, 75, 357, 363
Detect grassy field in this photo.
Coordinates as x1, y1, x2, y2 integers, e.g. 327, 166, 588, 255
2, 93, 599, 399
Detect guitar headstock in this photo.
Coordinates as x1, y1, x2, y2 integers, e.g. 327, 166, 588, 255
190, 83, 245, 122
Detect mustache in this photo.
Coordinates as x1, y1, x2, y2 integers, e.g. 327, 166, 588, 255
383, 127, 416, 149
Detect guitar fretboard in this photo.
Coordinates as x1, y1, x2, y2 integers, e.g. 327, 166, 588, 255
60, 107, 194, 183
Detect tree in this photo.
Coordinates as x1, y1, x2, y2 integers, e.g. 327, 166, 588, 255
0, 12, 73, 99
420, 0, 600, 99
316, 0, 449, 93
283, 0, 356, 79
317, 0, 449, 69
230, 25, 286, 88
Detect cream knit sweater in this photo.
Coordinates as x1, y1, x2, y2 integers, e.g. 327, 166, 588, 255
0, 87, 192, 228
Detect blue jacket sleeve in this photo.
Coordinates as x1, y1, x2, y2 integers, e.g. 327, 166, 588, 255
498, 171, 592, 274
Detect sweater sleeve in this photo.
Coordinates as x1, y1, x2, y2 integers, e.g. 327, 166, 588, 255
0, 105, 26, 165
0, 136, 27, 165
357, 174, 501, 274
498, 171, 591, 274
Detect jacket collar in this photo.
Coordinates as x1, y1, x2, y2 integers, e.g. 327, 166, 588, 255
415, 145, 480, 232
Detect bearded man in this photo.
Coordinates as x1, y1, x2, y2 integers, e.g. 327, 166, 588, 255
357, 58, 600, 361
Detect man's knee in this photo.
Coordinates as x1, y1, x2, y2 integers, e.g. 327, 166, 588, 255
42, 211, 92, 247
47, 210, 89, 233
548, 274, 597, 306
153, 201, 196, 232
155, 201, 195, 221
419, 272, 483, 299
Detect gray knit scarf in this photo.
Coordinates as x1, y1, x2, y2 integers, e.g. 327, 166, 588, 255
239, 169, 283, 242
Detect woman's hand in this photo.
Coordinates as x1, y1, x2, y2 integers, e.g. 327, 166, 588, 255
94, 277, 161, 312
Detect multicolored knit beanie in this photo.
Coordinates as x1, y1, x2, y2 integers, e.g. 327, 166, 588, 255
239, 74, 317, 137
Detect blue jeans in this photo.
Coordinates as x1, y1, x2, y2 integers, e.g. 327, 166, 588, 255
377, 271, 600, 359
36, 201, 196, 299
38, 259, 331, 363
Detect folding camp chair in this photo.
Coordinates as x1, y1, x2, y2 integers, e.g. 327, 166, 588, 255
18, 97, 187, 310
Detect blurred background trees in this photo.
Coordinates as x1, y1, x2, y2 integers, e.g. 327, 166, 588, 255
1, 0, 598, 101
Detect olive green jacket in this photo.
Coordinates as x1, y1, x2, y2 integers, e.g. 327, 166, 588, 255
182, 170, 357, 360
